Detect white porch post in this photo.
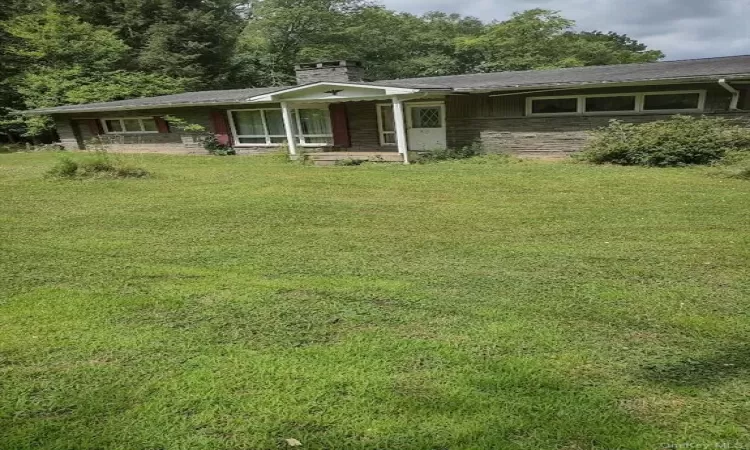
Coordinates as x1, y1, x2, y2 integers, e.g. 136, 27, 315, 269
280, 101, 297, 157
391, 96, 409, 164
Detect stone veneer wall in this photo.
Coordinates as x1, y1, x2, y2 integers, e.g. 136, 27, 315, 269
446, 83, 750, 158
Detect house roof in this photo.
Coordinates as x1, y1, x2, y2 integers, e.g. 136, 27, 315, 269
376, 55, 750, 91
26, 55, 750, 114
28, 86, 286, 114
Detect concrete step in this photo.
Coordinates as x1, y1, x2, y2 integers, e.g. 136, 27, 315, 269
304, 152, 403, 163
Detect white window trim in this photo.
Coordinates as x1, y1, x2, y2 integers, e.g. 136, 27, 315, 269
100, 117, 159, 134
376, 103, 397, 146
525, 90, 707, 117
227, 107, 334, 147
405, 101, 447, 130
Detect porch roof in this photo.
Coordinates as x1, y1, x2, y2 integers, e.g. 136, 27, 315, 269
24, 54, 750, 115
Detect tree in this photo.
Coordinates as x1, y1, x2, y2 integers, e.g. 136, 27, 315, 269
2, 4, 186, 135
457, 9, 663, 72
55, 0, 250, 88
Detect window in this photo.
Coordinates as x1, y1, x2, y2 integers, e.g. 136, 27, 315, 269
585, 95, 637, 112
101, 117, 158, 134
229, 108, 333, 146
642, 92, 702, 111
411, 106, 442, 128
526, 90, 706, 116
377, 104, 396, 145
530, 97, 579, 115
295, 108, 333, 145
231, 110, 279, 144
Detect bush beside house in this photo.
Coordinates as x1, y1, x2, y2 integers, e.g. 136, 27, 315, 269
579, 115, 750, 167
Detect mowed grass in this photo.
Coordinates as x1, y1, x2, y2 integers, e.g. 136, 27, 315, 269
1, 152, 749, 450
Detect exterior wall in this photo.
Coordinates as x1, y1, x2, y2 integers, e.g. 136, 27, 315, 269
344, 101, 397, 152
53, 107, 279, 155
446, 83, 750, 158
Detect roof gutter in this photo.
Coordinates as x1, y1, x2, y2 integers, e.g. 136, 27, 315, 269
718, 79, 741, 110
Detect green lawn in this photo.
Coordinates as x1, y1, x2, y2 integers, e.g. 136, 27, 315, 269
1, 152, 749, 450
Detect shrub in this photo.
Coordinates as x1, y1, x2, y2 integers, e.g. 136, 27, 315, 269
415, 141, 484, 163
46, 156, 79, 178
165, 115, 235, 156
201, 134, 236, 156
579, 116, 750, 167
46, 150, 149, 179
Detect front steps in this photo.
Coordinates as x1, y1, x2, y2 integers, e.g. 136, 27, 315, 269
302, 152, 404, 166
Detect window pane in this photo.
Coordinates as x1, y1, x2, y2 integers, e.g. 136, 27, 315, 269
585, 96, 636, 112
141, 119, 158, 132
123, 118, 142, 132
531, 98, 578, 114
264, 110, 285, 136
232, 110, 265, 136
382, 133, 396, 145
238, 137, 266, 144
643, 93, 701, 110
411, 107, 441, 128
298, 109, 331, 136
105, 120, 122, 132
269, 136, 287, 144
380, 106, 395, 132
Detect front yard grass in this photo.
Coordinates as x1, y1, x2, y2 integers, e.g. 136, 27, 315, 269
1, 153, 748, 449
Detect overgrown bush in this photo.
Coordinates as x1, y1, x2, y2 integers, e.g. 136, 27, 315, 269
165, 115, 235, 156
579, 116, 750, 167
201, 133, 236, 156
47, 156, 79, 178
47, 150, 149, 179
415, 141, 484, 163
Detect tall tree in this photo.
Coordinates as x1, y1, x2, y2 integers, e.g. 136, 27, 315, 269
457, 9, 663, 72
3, 4, 186, 135
55, 0, 249, 88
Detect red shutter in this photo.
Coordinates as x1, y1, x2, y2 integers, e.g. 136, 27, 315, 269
329, 103, 351, 148
86, 119, 102, 136
211, 111, 231, 145
154, 116, 170, 133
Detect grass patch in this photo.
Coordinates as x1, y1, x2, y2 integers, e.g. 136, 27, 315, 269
1, 153, 749, 449
46, 152, 149, 179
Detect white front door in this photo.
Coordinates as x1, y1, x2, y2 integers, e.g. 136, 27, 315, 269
406, 102, 446, 151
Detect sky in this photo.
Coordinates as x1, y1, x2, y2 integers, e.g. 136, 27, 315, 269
380, 0, 749, 61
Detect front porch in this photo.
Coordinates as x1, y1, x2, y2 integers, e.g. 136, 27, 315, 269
236, 81, 451, 164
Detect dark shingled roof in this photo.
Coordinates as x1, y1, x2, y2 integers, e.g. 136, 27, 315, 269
376, 55, 750, 91
28, 55, 750, 114
30, 86, 286, 114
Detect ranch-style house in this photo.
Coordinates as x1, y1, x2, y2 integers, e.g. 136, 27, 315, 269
28, 55, 750, 163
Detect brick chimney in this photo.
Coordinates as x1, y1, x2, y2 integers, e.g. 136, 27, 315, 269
294, 60, 365, 85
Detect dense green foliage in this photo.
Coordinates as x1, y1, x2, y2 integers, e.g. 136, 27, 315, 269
0, 1, 663, 138
1, 153, 749, 448
580, 116, 750, 166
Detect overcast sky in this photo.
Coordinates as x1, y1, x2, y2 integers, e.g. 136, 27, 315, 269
380, 0, 749, 61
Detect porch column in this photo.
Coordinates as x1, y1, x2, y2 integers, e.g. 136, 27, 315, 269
280, 102, 297, 157
391, 96, 409, 164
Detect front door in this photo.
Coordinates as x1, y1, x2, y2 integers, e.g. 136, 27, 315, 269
406, 102, 446, 151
